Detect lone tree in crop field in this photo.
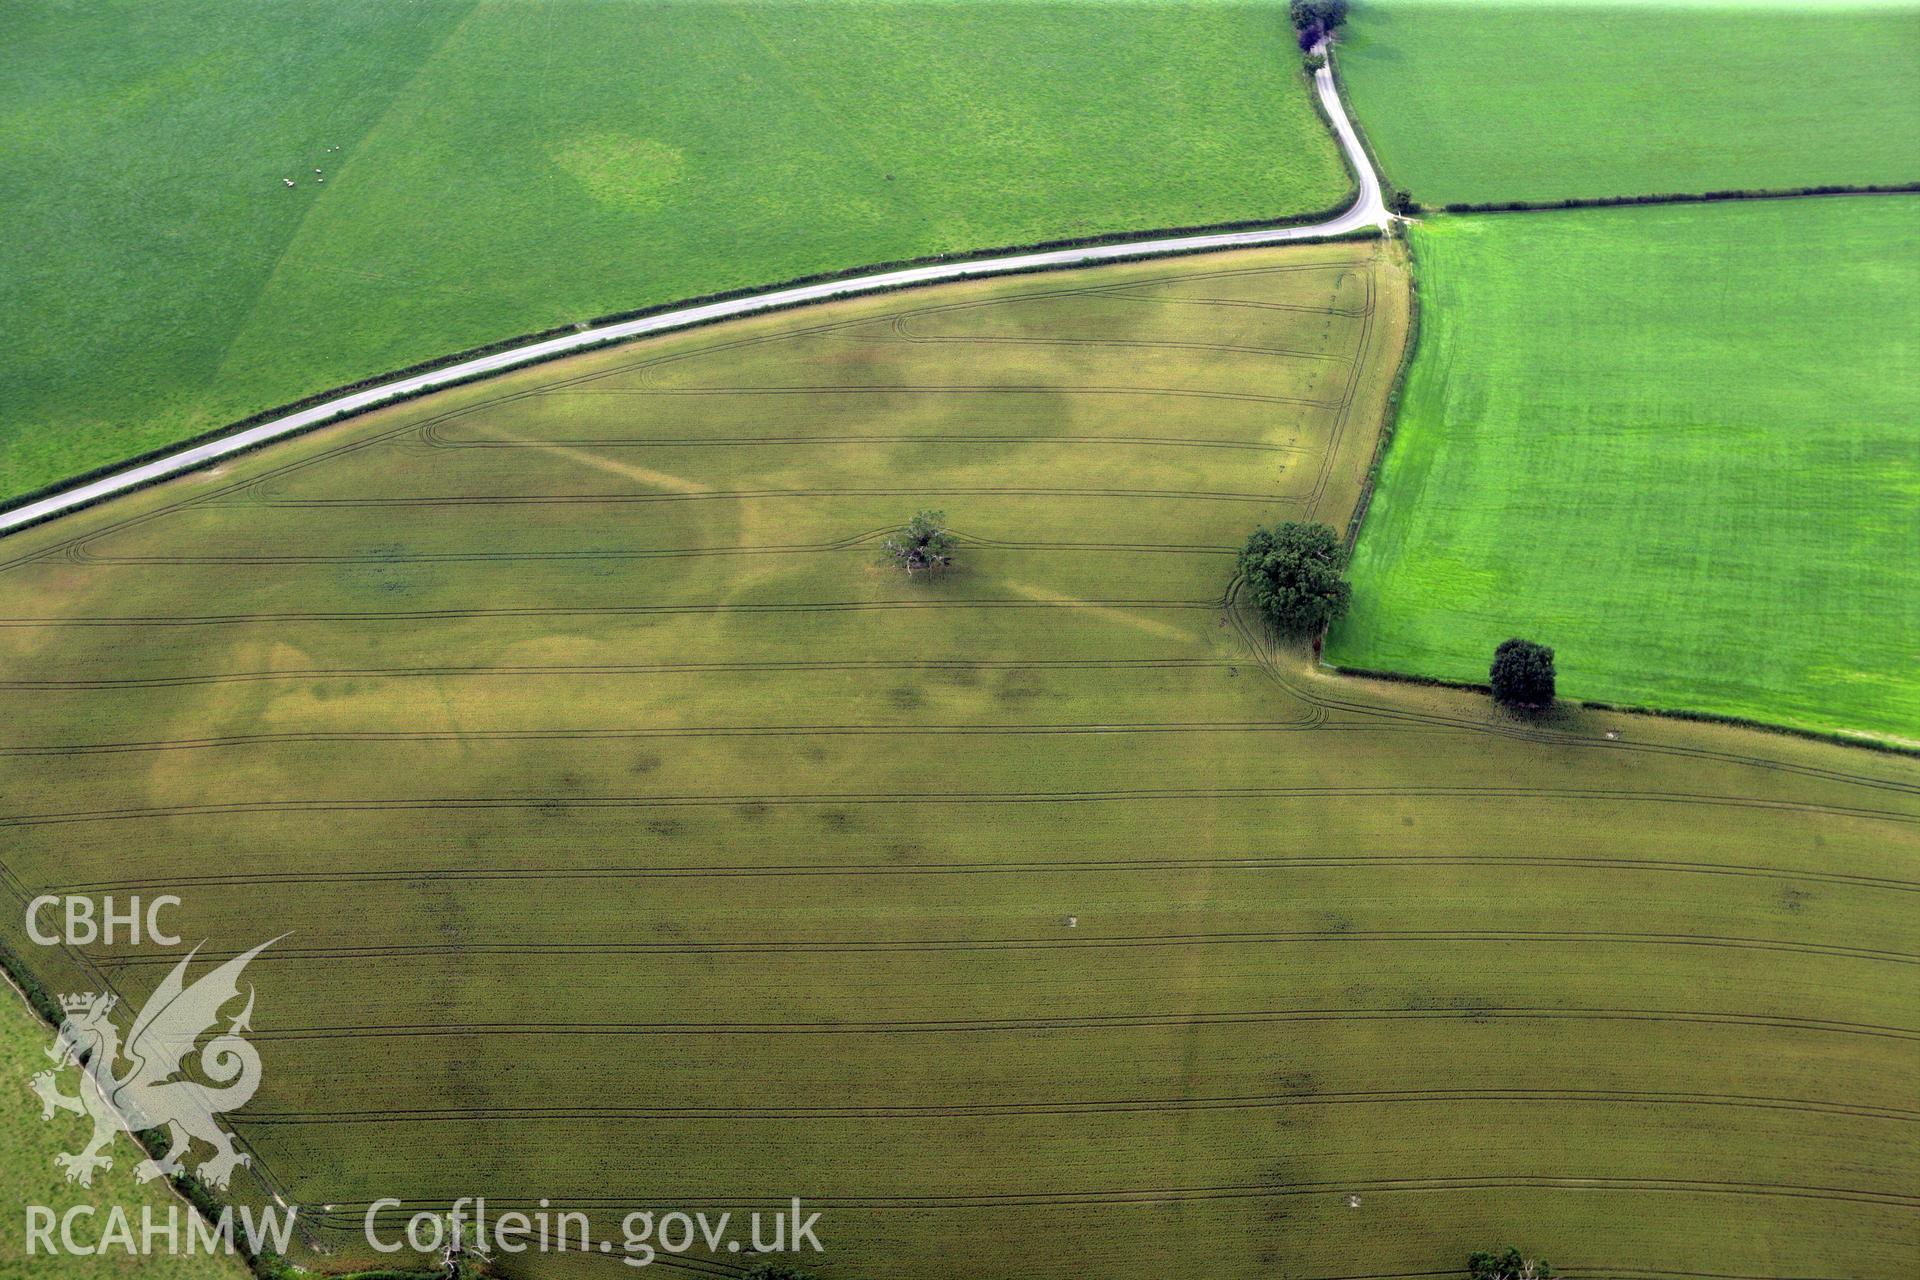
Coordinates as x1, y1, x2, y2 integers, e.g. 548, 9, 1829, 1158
1468, 1247, 1553, 1280
742, 1263, 816, 1280
1489, 639, 1556, 711
1237, 522, 1352, 636
1291, 0, 1350, 49
882, 510, 955, 576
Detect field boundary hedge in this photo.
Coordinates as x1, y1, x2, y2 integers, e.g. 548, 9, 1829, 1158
1321, 661, 1919, 758
0, 201, 1363, 530
1325, 51, 1411, 216
1342, 228, 1422, 554
1423, 182, 1920, 216
1325, 42, 1918, 217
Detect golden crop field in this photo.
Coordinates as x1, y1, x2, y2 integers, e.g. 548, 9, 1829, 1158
2, 240, 1915, 1278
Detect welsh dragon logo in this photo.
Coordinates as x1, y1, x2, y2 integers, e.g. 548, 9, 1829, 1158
31, 938, 277, 1190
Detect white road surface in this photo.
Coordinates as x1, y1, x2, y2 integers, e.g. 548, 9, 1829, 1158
0, 47, 1387, 537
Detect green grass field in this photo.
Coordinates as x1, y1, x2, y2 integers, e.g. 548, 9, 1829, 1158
1338, 0, 1920, 206
1328, 197, 1920, 743
0, 0, 1350, 506
0, 988, 251, 1278
2, 242, 1916, 1278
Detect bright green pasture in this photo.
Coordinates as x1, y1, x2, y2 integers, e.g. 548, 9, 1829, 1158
1338, 0, 1920, 205
2, 244, 1917, 1278
1329, 197, 1920, 742
0, 0, 1349, 504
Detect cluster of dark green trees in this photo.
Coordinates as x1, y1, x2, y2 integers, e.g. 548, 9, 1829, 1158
1291, 0, 1350, 49
742, 1263, 816, 1280
1469, 1246, 1554, 1280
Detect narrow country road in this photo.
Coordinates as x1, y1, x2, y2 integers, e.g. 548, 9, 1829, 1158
0, 46, 1387, 537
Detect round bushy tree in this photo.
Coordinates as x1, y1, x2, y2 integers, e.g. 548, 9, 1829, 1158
1469, 1247, 1554, 1280
1237, 522, 1352, 636
1489, 639, 1556, 711
1291, 0, 1350, 48
743, 1263, 815, 1280
881, 510, 955, 576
